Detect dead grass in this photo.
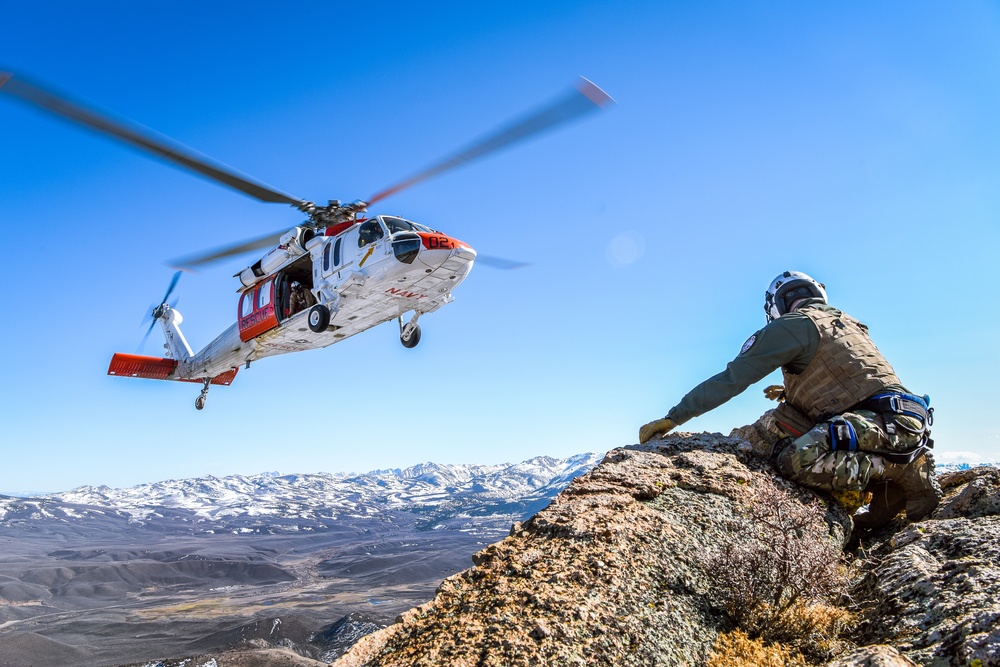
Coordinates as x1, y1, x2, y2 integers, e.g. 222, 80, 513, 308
706, 629, 807, 667
738, 600, 856, 661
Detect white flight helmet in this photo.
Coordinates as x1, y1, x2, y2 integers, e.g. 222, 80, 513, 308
764, 271, 827, 322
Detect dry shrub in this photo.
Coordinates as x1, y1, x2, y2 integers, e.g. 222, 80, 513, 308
738, 600, 856, 661
707, 478, 853, 662
706, 629, 806, 667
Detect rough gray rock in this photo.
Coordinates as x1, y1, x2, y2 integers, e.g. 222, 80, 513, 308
850, 466, 1000, 667
934, 466, 1000, 520
826, 644, 918, 667
331, 433, 850, 667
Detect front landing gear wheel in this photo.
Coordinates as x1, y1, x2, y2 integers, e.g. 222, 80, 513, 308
195, 395, 206, 410
308, 304, 331, 332
399, 324, 420, 350
398, 313, 422, 349
400, 324, 421, 349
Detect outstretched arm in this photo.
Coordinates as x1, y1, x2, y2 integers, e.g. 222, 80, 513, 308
638, 314, 818, 442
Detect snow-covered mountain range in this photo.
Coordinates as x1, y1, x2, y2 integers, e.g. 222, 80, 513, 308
0, 453, 604, 535
2, 454, 987, 538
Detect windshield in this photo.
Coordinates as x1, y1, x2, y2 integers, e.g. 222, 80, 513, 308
382, 216, 434, 234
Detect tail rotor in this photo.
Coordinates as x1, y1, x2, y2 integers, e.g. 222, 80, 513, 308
138, 271, 181, 353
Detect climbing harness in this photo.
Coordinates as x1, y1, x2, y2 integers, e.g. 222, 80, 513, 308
864, 392, 934, 433
862, 392, 935, 464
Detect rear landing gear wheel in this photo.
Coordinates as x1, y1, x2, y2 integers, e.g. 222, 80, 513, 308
195, 378, 210, 411
308, 304, 330, 333
400, 324, 421, 349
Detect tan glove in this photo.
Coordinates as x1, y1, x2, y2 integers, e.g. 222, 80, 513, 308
639, 417, 676, 444
763, 384, 786, 402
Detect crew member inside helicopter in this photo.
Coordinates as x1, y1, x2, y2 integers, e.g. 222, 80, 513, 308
288, 280, 317, 316
358, 219, 385, 247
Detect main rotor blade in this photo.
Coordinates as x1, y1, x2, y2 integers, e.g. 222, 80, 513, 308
170, 228, 287, 270
366, 77, 614, 206
0, 70, 306, 208
475, 255, 530, 270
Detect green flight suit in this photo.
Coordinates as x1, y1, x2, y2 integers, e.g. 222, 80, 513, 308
664, 300, 936, 508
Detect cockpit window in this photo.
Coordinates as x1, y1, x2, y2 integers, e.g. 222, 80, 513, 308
382, 216, 434, 234
357, 219, 385, 247
383, 216, 410, 234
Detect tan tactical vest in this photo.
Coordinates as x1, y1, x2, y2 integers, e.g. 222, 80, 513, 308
782, 306, 901, 422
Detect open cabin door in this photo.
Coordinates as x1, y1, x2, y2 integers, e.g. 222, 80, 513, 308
237, 255, 315, 342
238, 277, 278, 342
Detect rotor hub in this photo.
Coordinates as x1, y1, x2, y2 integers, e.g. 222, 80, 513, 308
303, 199, 368, 228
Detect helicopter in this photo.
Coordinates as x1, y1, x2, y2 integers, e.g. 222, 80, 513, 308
0, 70, 612, 409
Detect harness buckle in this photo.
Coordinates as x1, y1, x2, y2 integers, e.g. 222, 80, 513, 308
828, 417, 858, 452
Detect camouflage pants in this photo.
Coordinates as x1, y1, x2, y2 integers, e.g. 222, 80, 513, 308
774, 410, 925, 493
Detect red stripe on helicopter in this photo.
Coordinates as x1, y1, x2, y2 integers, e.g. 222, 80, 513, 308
324, 220, 357, 237
417, 232, 469, 251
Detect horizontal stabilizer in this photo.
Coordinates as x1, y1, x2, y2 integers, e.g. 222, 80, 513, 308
108, 353, 237, 386
108, 353, 177, 380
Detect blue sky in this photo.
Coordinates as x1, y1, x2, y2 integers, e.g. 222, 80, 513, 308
2, 1, 998, 493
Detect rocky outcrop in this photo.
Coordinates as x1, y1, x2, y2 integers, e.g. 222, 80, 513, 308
850, 466, 1000, 666
330, 433, 1000, 667
331, 433, 849, 666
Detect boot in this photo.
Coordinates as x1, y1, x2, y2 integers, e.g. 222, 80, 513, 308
853, 481, 906, 530
880, 453, 942, 521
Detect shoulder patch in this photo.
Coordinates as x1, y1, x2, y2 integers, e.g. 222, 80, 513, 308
740, 334, 757, 355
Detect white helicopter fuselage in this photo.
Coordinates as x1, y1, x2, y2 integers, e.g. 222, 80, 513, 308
108, 215, 476, 397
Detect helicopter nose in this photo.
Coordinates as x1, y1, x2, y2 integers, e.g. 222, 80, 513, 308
413, 232, 476, 274
416, 232, 475, 264
417, 232, 470, 253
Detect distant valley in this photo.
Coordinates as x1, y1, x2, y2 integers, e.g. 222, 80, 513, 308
0, 453, 601, 667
